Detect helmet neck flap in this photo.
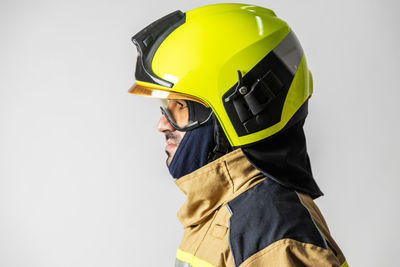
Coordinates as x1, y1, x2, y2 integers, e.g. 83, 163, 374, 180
241, 100, 323, 199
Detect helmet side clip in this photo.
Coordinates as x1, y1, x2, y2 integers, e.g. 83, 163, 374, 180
224, 70, 248, 103
221, 31, 304, 138
245, 70, 283, 115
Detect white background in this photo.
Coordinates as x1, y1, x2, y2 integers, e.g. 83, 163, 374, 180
1, 0, 399, 266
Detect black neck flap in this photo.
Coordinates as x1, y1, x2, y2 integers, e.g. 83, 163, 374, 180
242, 101, 324, 199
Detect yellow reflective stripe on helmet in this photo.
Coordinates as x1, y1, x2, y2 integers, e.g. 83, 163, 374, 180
341, 260, 349, 267
176, 249, 216, 267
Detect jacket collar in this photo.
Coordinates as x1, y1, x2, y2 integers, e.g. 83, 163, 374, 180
174, 148, 265, 227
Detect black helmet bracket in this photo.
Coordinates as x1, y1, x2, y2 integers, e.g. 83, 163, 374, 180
222, 31, 306, 138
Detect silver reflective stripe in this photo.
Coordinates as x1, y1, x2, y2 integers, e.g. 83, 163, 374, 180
226, 204, 237, 267
225, 203, 233, 215
273, 31, 304, 75
175, 258, 192, 267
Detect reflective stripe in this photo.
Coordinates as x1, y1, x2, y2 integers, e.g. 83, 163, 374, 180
273, 31, 304, 75
175, 258, 192, 267
175, 249, 348, 267
176, 249, 194, 266
176, 249, 216, 267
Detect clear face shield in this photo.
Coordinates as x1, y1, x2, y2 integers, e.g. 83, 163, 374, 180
160, 99, 213, 131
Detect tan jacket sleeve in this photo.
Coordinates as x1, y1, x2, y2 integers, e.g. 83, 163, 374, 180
239, 238, 347, 267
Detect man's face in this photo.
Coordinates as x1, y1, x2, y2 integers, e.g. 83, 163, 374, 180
156, 112, 186, 166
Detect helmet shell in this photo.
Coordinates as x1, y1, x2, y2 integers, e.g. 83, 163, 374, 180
131, 3, 313, 147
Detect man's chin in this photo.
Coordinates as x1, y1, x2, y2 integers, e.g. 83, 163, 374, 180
165, 148, 178, 167
165, 152, 173, 167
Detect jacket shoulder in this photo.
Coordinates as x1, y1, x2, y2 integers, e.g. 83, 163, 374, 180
226, 178, 328, 266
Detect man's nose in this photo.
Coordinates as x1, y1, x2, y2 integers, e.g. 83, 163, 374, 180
156, 114, 176, 133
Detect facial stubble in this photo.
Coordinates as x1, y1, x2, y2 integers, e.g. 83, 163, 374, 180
165, 130, 182, 167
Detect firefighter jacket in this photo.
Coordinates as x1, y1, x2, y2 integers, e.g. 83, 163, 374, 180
174, 148, 348, 267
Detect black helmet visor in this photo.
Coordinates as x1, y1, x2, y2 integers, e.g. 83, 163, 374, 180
132, 10, 186, 88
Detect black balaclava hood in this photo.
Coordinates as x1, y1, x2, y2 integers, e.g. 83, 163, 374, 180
241, 101, 323, 199
167, 101, 216, 179
168, 118, 215, 179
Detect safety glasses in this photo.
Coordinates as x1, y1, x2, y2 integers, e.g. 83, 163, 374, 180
160, 99, 213, 131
